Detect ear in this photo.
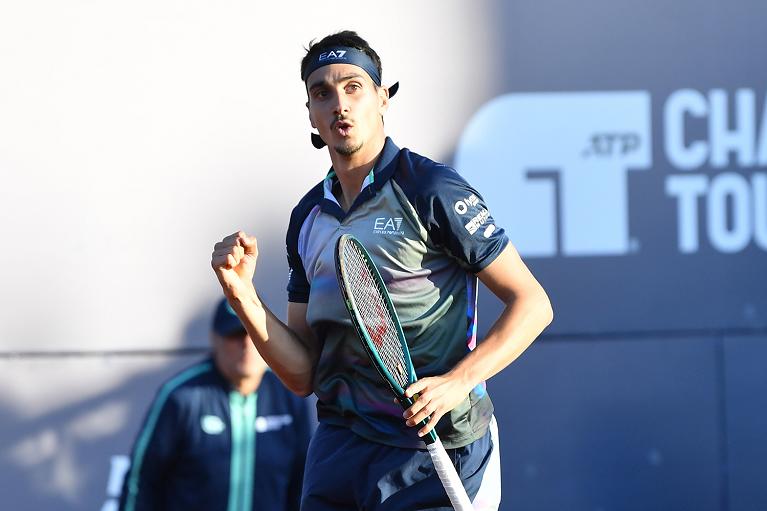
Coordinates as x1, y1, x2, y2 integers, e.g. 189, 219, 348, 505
306, 101, 317, 129
378, 86, 389, 116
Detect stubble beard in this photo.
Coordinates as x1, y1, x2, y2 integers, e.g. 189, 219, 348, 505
333, 140, 363, 157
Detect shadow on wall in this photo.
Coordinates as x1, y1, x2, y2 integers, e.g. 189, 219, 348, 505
0, 311, 211, 511
0, 227, 298, 510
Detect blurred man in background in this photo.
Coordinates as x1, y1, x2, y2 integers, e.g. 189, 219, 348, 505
118, 298, 312, 511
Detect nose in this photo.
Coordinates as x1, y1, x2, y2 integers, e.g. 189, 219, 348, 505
332, 90, 350, 116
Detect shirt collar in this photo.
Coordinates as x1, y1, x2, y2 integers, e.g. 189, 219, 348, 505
322, 137, 400, 205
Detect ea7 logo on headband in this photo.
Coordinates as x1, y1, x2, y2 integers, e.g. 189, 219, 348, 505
318, 50, 347, 61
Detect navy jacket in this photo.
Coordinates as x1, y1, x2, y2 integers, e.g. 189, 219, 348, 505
119, 359, 312, 511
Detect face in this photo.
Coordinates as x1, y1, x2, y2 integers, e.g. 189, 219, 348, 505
306, 63, 389, 158
211, 331, 267, 383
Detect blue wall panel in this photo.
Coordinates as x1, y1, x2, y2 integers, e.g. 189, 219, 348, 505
724, 335, 767, 511
490, 336, 723, 511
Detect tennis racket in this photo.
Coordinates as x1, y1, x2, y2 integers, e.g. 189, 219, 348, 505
334, 234, 473, 511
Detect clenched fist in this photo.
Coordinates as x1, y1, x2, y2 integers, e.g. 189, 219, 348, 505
211, 231, 258, 299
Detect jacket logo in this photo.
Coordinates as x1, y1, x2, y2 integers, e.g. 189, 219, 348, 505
201, 415, 226, 435
254, 414, 293, 433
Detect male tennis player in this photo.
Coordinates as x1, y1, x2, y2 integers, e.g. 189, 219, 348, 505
212, 30, 553, 510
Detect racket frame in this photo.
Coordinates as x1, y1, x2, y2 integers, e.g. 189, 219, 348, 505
334, 234, 437, 444
334, 234, 474, 510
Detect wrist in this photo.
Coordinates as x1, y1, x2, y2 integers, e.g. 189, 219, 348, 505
447, 363, 477, 395
226, 283, 260, 309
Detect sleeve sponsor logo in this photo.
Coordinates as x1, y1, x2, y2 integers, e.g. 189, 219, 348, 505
454, 194, 479, 214
454, 194, 494, 236
464, 207, 491, 235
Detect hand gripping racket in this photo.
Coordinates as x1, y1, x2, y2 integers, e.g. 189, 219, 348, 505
334, 234, 473, 510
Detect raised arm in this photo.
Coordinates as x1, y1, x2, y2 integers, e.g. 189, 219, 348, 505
211, 231, 318, 396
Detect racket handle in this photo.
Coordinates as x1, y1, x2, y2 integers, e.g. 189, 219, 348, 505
398, 393, 438, 444
427, 438, 473, 510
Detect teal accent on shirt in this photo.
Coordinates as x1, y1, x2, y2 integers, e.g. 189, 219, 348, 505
323, 168, 376, 204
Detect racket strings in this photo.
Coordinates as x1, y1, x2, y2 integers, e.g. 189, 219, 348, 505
343, 241, 410, 389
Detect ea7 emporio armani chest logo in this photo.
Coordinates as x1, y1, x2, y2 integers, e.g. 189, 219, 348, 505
373, 217, 404, 235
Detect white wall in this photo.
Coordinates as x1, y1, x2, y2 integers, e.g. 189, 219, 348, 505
0, 2, 500, 508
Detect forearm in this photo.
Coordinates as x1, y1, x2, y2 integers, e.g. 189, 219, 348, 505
227, 287, 316, 396
450, 289, 553, 390
402, 242, 552, 436
211, 231, 317, 395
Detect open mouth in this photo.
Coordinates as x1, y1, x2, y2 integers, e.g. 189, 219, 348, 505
333, 120, 353, 137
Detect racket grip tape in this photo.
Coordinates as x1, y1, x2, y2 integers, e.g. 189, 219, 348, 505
426, 438, 473, 510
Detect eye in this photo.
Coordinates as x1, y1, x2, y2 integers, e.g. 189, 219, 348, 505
345, 82, 362, 93
312, 88, 329, 100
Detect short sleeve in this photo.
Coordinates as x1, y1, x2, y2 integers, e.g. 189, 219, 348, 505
412, 164, 509, 273
286, 231, 310, 303
285, 183, 324, 303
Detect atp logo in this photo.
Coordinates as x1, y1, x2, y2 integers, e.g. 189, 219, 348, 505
455, 91, 652, 257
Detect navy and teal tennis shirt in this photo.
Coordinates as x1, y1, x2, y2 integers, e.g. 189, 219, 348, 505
286, 137, 509, 449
